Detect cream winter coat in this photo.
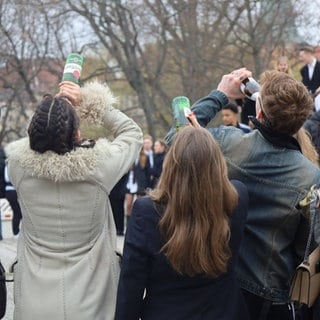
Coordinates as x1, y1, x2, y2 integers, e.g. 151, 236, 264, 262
6, 82, 143, 320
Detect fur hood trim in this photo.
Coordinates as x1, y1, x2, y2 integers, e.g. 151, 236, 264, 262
6, 137, 110, 182
79, 81, 118, 124
5, 81, 119, 182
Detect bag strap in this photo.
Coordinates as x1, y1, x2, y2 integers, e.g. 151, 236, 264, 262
4, 272, 13, 283
302, 188, 320, 265
0, 261, 14, 283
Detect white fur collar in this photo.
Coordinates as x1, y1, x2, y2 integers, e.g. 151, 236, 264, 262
6, 137, 110, 182
5, 81, 116, 182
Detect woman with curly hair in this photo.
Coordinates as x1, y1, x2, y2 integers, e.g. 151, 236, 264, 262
6, 81, 142, 320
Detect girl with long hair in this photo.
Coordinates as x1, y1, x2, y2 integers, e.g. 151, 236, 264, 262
115, 126, 249, 320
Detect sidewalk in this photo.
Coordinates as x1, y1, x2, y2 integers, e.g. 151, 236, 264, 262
0, 219, 125, 320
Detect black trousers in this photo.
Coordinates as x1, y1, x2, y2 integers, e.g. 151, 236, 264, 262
0, 261, 7, 318
109, 193, 125, 235
6, 190, 22, 236
242, 290, 295, 320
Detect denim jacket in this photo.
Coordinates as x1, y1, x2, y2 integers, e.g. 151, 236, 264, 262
167, 90, 320, 303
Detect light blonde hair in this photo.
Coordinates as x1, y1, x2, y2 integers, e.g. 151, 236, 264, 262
150, 126, 238, 277
276, 56, 292, 75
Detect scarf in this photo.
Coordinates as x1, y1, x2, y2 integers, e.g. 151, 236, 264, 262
248, 116, 301, 152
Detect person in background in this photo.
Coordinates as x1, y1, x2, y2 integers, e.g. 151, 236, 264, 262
150, 138, 167, 189
0, 147, 5, 241
276, 56, 293, 76
143, 134, 154, 170
116, 126, 249, 320
183, 68, 320, 320
235, 98, 256, 126
125, 147, 151, 223
5, 80, 142, 320
4, 164, 22, 237
124, 164, 138, 224
299, 46, 320, 95
109, 172, 129, 236
314, 45, 320, 61
221, 102, 251, 133
135, 148, 151, 196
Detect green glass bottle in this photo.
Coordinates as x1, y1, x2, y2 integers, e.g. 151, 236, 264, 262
61, 53, 84, 84
172, 96, 191, 131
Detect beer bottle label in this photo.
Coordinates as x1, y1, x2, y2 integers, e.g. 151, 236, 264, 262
62, 53, 84, 84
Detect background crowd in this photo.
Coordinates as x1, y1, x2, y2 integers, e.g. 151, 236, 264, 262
0, 44, 320, 320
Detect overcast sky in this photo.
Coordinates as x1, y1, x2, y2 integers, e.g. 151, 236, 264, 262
296, 0, 320, 45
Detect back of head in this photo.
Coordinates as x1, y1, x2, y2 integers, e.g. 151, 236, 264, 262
151, 126, 238, 277
28, 95, 79, 155
260, 70, 313, 135
155, 127, 234, 206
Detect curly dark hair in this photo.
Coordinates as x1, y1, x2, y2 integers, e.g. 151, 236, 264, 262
28, 94, 80, 155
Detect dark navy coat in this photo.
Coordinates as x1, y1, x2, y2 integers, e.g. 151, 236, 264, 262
115, 180, 249, 320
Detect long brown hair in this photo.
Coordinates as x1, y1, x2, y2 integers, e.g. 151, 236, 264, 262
138, 147, 148, 169
150, 126, 238, 277
294, 128, 319, 166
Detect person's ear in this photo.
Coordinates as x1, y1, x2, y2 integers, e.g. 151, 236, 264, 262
75, 129, 81, 140
256, 109, 264, 120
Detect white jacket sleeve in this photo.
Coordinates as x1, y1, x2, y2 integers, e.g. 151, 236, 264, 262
80, 81, 143, 191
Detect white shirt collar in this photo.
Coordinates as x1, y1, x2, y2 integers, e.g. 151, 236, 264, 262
308, 58, 317, 79
308, 58, 317, 69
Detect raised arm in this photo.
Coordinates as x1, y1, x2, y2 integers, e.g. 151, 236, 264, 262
165, 68, 251, 145
79, 81, 143, 191
192, 68, 251, 127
